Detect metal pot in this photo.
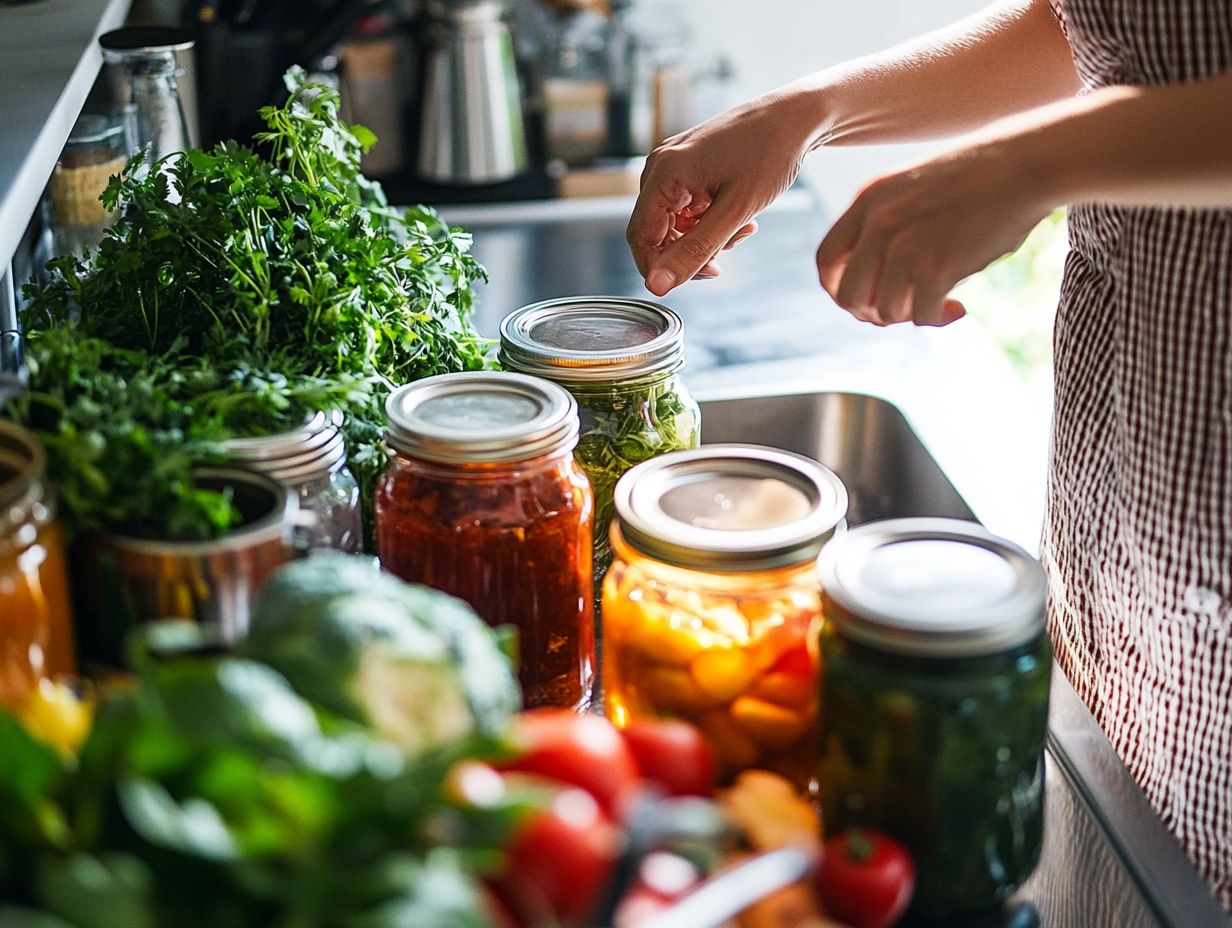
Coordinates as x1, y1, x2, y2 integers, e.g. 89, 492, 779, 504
86, 467, 295, 656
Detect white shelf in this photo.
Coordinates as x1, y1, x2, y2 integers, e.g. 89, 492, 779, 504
0, 0, 132, 272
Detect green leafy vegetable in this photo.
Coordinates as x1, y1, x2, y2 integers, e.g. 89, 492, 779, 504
571, 375, 700, 585
9, 67, 488, 541
0, 557, 525, 926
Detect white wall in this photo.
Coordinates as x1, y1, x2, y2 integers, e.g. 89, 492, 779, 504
679, 0, 988, 215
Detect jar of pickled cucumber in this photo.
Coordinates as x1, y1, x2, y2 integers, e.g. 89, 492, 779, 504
603, 445, 848, 786
499, 297, 700, 606
817, 518, 1051, 917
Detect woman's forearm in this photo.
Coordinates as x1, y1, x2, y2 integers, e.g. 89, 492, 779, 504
1004, 72, 1232, 209
778, 0, 1080, 149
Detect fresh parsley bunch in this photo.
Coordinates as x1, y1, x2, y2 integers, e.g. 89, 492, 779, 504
12, 67, 488, 541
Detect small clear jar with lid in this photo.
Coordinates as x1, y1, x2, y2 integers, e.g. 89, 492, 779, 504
375, 372, 595, 710
225, 411, 361, 553
0, 421, 76, 712
817, 518, 1051, 917
499, 297, 700, 603
603, 445, 847, 787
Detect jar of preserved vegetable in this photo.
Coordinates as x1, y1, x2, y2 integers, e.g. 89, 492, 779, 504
226, 411, 362, 553
817, 518, 1051, 917
376, 372, 595, 710
0, 422, 76, 712
603, 445, 847, 786
499, 297, 700, 604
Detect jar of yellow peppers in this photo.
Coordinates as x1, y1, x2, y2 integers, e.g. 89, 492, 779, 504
603, 445, 847, 787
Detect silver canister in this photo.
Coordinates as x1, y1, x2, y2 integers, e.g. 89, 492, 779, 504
225, 411, 362, 553
91, 468, 295, 647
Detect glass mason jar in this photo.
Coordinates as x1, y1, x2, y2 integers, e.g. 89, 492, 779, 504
0, 422, 75, 712
603, 445, 847, 786
375, 372, 595, 710
499, 297, 700, 607
817, 518, 1051, 917
226, 411, 362, 554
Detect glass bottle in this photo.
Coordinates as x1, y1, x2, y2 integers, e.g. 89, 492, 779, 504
817, 518, 1051, 917
603, 445, 847, 786
376, 372, 595, 710
100, 26, 195, 167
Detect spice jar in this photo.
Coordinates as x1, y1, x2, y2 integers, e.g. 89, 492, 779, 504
499, 297, 700, 605
0, 422, 75, 712
376, 372, 595, 710
226, 411, 362, 553
48, 114, 127, 258
817, 518, 1051, 917
603, 445, 847, 786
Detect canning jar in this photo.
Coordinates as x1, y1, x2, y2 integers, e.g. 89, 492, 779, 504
375, 372, 595, 710
226, 411, 362, 553
817, 518, 1051, 917
0, 422, 75, 712
499, 297, 699, 605
603, 445, 847, 786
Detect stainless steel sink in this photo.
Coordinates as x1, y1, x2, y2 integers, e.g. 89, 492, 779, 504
697, 390, 975, 525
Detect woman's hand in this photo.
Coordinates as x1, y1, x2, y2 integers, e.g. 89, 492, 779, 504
627, 92, 818, 296
815, 140, 1053, 326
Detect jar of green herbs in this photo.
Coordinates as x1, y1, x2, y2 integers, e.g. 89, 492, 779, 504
816, 518, 1052, 918
499, 297, 700, 603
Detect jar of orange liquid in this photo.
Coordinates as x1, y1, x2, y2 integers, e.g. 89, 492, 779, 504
603, 445, 847, 786
0, 421, 75, 712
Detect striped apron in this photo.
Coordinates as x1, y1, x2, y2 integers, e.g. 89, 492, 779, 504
1045, 0, 1232, 908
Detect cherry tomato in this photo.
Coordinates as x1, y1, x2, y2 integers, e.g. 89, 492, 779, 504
814, 829, 915, 928
500, 709, 640, 816
619, 719, 718, 797
497, 785, 621, 928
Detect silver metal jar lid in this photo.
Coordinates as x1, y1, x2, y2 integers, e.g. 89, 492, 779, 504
613, 444, 848, 572
819, 518, 1047, 658
225, 411, 347, 486
498, 296, 685, 382
385, 372, 579, 464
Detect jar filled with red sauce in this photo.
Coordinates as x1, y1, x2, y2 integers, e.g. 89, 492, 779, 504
376, 372, 595, 709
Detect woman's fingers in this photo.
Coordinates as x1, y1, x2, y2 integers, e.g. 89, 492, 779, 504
627, 184, 695, 277
643, 194, 751, 296
816, 203, 864, 298
724, 221, 759, 250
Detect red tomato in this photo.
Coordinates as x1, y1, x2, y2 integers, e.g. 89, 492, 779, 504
498, 785, 621, 928
619, 719, 717, 797
814, 829, 915, 928
500, 709, 640, 816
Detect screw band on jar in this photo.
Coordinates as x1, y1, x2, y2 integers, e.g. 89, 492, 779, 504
384, 371, 580, 464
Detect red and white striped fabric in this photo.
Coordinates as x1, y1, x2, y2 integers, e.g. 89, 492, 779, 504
1045, 0, 1232, 908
